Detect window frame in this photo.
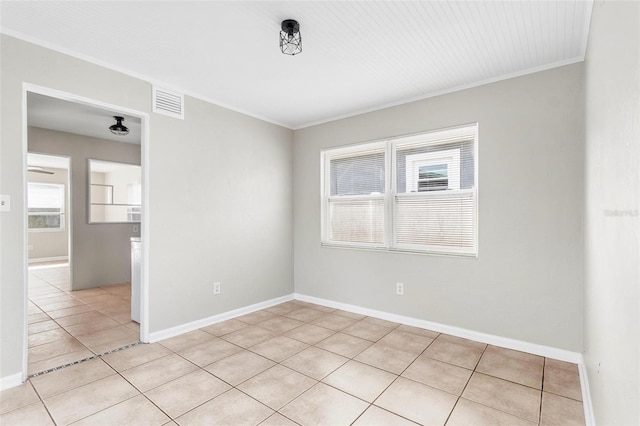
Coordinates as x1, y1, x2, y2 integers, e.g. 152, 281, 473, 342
321, 124, 478, 257
27, 182, 66, 233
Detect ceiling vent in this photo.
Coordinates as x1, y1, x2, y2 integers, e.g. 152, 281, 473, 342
152, 86, 184, 119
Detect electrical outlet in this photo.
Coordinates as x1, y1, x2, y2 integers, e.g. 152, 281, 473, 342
396, 282, 404, 295
133, 224, 139, 233
213, 282, 221, 295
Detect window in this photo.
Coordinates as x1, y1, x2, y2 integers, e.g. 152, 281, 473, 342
321, 124, 478, 256
28, 183, 65, 231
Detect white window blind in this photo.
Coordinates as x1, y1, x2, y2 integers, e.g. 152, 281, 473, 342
322, 124, 478, 256
324, 143, 386, 247
28, 183, 65, 230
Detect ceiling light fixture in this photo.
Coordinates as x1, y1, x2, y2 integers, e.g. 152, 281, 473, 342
109, 116, 129, 136
280, 19, 302, 56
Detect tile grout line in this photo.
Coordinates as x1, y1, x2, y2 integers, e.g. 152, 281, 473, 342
28, 341, 142, 379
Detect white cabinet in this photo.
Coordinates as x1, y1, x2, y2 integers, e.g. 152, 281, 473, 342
130, 237, 141, 323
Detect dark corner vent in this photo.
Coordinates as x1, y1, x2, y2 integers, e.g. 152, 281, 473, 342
153, 86, 184, 119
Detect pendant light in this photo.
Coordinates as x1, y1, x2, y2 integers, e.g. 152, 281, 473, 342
280, 19, 302, 55
109, 116, 129, 136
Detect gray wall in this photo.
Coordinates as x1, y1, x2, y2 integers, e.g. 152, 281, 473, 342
294, 64, 584, 351
27, 166, 69, 260
0, 35, 294, 380
583, 1, 640, 424
29, 127, 141, 289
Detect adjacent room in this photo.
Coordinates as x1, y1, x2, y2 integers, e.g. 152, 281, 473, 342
0, 1, 638, 425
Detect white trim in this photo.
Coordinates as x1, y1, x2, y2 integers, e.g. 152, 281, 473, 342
577, 355, 596, 426
0, 373, 23, 391
294, 293, 582, 363
148, 294, 294, 343
21, 83, 152, 369
28, 256, 69, 264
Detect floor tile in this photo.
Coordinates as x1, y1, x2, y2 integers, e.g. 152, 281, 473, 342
47, 305, 96, 319
145, 370, 231, 418
102, 343, 172, 372
28, 348, 95, 376
462, 372, 541, 423
200, 319, 249, 336
544, 359, 582, 401
315, 332, 373, 358
120, 353, 199, 392
423, 334, 487, 369
237, 365, 317, 410
75, 325, 139, 353
540, 391, 586, 426
282, 346, 348, 380
476, 345, 544, 389
257, 316, 304, 333
285, 308, 326, 322
28, 336, 87, 363
0, 381, 39, 415
63, 316, 121, 336
281, 382, 368, 425
265, 302, 302, 315
354, 342, 420, 374
259, 412, 299, 426
178, 337, 242, 367
28, 319, 61, 335
73, 394, 170, 426
353, 405, 418, 426
374, 376, 457, 425
311, 314, 358, 331
205, 350, 275, 386
323, 360, 397, 402
0, 402, 54, 425
236, 310, 277, 325
402, 355, 472, 395
175, 388, 273, 426
220, 325, 276, 348
28, 312, 51, 324
55, 311, 107, 327
331, 309, 366, 320
30, 358, 116, 399
284, 323, 335, 345
377, 329, 434, 354
447, 398, 537, 426
44, 374, 139, 425
249, 335, 309, 363
342, 320, 395, 342
158, 329, 214, 352
29, 328, 74, 348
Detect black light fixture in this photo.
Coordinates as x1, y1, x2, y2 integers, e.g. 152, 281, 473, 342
109, 116, 129, 136
280, 19, 302, 55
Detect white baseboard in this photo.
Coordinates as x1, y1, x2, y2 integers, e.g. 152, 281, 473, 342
294, 293, 582, 363
0, 372, 23, 391
577, 355, 596, 426
28, 256, 68, 264
148, 294, 295, 343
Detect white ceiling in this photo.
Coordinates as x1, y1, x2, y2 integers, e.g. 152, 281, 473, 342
2, 1, 593, 129
28, 92, 142, 144
28, 153, 70, 170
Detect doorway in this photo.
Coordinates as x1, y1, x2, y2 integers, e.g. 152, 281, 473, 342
22, 84, 150, 380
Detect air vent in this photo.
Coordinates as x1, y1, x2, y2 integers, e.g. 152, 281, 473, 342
152, 86, 184, 119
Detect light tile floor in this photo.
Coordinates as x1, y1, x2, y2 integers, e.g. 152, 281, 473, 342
1, 299, 586, 426
26, 264, 139, 375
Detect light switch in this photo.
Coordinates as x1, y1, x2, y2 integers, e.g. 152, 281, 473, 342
0, 194, 10, 212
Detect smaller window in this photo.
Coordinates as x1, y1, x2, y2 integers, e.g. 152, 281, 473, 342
28, 183, 65, 231
405, 149, 461, 192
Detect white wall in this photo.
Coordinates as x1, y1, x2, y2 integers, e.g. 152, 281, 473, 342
0, 35, 294, 380
294, 64, 585, 351
29, 127, 141, 289
583, 1, 640, 424
27, 166, 69, 260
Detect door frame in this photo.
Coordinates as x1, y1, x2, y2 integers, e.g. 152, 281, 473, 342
21, 83, 151, 380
